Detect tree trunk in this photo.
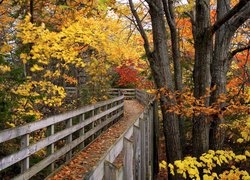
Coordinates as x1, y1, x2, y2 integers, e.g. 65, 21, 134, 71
162, 0, 183, 91
148, 1, 183, 163
162, 0, 185, 155
192, 0, 212, 157
210, 0, 250, 149
209, 0, 230, 150
129, 0, 182, 166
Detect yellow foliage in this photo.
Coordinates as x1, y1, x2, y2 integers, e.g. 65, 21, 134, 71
159, 160, 167, 170
0, 42, 13, 53
11, 81, 66, 121
0, 65, 11, 74
16, 14, 142, 96
5, 122, 16, 128
166, 150, 250, 179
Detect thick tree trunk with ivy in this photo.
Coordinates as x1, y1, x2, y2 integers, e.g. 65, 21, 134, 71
210, 0, 250, 150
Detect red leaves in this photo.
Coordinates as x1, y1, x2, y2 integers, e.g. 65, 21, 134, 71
114, 59, 154, 89
115, 60, 140, 87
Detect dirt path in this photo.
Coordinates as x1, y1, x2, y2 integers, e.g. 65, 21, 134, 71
49, 100, 144, 180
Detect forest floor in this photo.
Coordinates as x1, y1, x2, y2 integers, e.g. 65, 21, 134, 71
48, 100, 144, 180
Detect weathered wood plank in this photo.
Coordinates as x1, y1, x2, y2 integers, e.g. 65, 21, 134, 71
104, 161, 117, 180
66, 118, 73, 161
47, 124, 55, 172
133, 125, 141, 180
140, 117, 146, 180
144, 109, 150, 179
85, 117, 136, 180
0, 96, 124, 143
123, 138, 133, 180
109, 88, 135, 91
149, 105, 154, 179
20, 134, 29, 173
79, 114, 85, 150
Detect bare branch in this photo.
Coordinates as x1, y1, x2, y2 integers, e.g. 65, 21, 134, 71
228, 44, 250, 60
144, 0, 159, 11
211, 0, 250, 34
228, 3, 250, 32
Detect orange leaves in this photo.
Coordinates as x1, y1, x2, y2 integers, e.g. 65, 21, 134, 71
63, 74, 78, 85
158, 86, 249, 119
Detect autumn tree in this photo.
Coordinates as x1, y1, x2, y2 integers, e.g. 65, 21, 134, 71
209, 0, 250, 150
129, 0, 183, 165
128, 0, 250, 168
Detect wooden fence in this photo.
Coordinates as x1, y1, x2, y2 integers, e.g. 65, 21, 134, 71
84, 91, 159, 180
108, 89, 136, 99
0, 95, 124, 180
107, 88, 154, 104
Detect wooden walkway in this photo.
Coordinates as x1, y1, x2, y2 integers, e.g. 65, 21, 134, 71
48, 100, 144, 179
0, 89, 158, 180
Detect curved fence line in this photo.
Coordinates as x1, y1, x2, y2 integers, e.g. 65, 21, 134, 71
0, 95, 124, 179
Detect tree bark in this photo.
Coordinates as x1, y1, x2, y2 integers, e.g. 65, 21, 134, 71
148, 1, 183, 163
30, 0, 34, 23
209, 0, 230, 150
162, 0, 183, 91
192, 0, 212, 157
162, 0, 185, 155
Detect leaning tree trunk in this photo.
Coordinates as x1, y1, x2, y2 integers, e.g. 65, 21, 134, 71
210, 0, 250, 150
192, 0, 212, 157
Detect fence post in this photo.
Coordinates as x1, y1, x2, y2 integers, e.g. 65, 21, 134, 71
47, 124, 55, 172
91, 109, 95, 141
123, 138, 133, 180
104, 104, 108, 130
20, 134, 29, 173
66, 118, 73, 161
104, 161, 117, 180
139, 116, 146, 180
148, 104, 154, 179
79, 113, 85, 150
144, 108, 150, 179
133, 125, 141, 180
